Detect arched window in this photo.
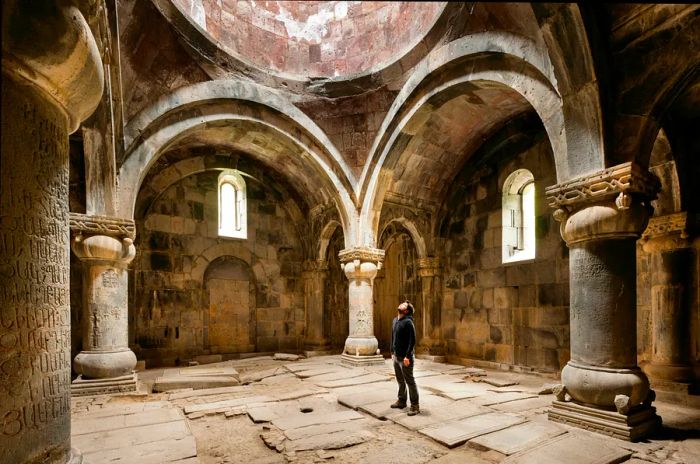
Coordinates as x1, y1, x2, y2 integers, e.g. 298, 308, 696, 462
218, 170, 247, 239
502, 169, 535, 263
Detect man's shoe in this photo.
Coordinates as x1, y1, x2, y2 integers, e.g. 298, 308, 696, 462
390, 400, 407, 409
407, 404, 420, 416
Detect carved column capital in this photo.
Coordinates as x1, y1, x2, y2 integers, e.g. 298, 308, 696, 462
2, 1, 104, 132
339, 246, 385, 280
417, 257, 441, 277
545, 163, 660, 245
302, 259, 329, 280
641, 212, 694, 252
70, 212, 136, 240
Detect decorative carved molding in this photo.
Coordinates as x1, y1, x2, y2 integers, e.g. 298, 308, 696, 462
642, 212, 689, 239
417, 257, 441, 277
70, 212, 136, 240
545, 162, 660, 210
338, 246, 385, 264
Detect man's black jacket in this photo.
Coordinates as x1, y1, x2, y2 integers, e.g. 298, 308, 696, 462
391, 314, 416, 359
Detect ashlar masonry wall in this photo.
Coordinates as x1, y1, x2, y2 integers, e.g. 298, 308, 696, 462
439, 135, 570, 373
130, 171, 305, 366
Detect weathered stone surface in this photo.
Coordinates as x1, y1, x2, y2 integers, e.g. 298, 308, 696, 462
272, 410, 364, 431
419, 412, 525, 448
183, 395, 274, 414
154, 375, 240, 392
316, 373, 389, 388
286, 429, 376, 452
503, 433, 633, 464
468, 421, 566, 455
274, 353, 301, 361
393, 401, 485, 431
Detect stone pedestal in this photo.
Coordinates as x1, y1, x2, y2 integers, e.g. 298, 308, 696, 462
640, 212, 694, 393
302, 260, 332, 356
545, 162, 661, 441
416, 257, 445, 360
70, 216, 138, 395
339, 247, 386, 366
1, 2, 103, 462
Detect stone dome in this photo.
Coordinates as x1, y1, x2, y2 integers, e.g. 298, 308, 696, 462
172, 0, 445, 79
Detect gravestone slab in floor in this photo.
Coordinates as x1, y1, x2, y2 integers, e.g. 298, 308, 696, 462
468, 420, 567, 455
503, 432, 633, 464
419, 412, 525, 448
393, 401, 485, 431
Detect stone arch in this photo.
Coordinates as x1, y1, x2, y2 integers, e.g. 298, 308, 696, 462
359, 33, 590, 246
378, 218, 427, 259
115, 80, 358, 246
191, 242, 262, 284
318, 220, 342, 262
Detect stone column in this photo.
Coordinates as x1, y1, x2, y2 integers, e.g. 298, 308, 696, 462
640, 212, 694, 391
1, 2, 103, 463
302, 260, 331, 355
416, 257, 445, 360
339, 247, 386, 366
545, 162, 662, 441
69, 213, 138, 395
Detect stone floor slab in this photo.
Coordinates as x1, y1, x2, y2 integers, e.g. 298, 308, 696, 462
272, 410, 364, 430
73, 419, 191, 454
393, 401, 485, 431
420, 412, 525, 448
472, 391, 537, 406
490, 395, 554, 413
503, 432, 633, 464
338, 388, 396, 409
316, 373, 388, 388
168, 385, 251, 400
285, 429, 375, 451
154, 375, 240, 392
183, 395, 274, 414
73, 408, 184, 435
283, 417, 373, 441
468, 420, 567, 455
82, 434, 198, 463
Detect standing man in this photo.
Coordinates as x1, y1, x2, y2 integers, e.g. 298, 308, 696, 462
390, 300, 419, 416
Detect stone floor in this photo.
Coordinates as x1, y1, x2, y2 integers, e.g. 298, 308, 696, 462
71, 355, 700, 464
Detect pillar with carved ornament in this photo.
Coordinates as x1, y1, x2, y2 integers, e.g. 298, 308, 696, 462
416, 257, 445, 360
70, 214, 139, 395
545, 162, 662, 441
640, 212, 695, 392
302, 259, 331, 355
1, 1, 103, 461
339, 246, 386, 366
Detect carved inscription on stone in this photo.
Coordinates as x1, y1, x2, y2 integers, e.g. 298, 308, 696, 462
0, 80, 71, 455
101, 269, 118, 288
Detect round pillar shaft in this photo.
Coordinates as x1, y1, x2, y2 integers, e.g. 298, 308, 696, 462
1, 1, 103, 460
339, 247, 384, 358
72, 234, 137, 379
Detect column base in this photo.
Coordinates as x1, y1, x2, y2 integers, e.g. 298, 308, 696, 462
71, 372, 138, 397
340, 353, 386, 367
548, 400, 661, 442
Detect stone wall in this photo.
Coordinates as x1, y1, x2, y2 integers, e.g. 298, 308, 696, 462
439, 135, 569, 373
130, 170, 305, 366
324, 227, 349, 350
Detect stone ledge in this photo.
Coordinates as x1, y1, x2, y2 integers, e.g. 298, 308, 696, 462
548, 400, 661, 442
71, 373, 138, 397
340, 354, 386, 367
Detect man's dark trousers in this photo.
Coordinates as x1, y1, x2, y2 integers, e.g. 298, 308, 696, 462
393, 356, 419, 406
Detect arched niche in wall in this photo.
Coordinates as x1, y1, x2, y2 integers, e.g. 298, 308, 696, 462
203, 256, 256, 354
375, 223, 422, 353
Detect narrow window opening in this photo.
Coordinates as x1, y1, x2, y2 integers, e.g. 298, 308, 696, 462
218, 170, 247, 239
502, 169, 535, 263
